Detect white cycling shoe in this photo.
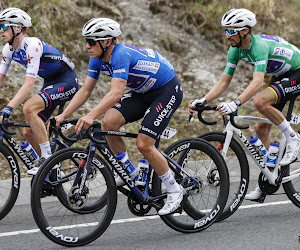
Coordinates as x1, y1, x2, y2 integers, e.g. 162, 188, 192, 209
244, 185, 263, 200
280, 134, 300, 166
27, 157, 46, 175
158, 185, 184, 215
114, 167, 139, 186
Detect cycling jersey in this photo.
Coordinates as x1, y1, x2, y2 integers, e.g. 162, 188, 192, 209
87, 43, 175, 93
0, 36, 75, 81
224, 34, 300, 77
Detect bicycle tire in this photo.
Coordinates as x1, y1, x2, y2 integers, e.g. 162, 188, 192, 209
31, 147, 117, 247
0, 143, 20, 220
198, 131, 249, 221
152, 137, 229, 233
282, 163, 300, 208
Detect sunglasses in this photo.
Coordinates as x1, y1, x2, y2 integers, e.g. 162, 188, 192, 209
85, 37, 113, 46
224, 27, 245, 36
0, 23, 21, 32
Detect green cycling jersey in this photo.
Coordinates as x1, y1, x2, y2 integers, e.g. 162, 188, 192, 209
224, 34, 300, 77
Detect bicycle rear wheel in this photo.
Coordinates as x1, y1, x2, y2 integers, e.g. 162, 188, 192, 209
198, 132, 249, 221
152, 138, 229, 233
31, 147, 117, 247
0, 143, 20, 220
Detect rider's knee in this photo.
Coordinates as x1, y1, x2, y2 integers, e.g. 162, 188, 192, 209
253, 96, 265, 111
22, 102, 34, 118
102, 110, 124, 131
136, 138, 152, 155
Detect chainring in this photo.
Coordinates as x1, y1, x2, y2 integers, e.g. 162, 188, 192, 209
258, 171, 280, 195
127, 187, 152, 216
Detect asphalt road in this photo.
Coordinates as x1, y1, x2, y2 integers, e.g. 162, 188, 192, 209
0, 177, 299, 250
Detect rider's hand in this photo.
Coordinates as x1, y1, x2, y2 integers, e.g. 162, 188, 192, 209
188, 98, 206, 115
75, 115, 94, 134
0, 106, 13, 124
54, 114, 66, 129
217, 101, 238, 116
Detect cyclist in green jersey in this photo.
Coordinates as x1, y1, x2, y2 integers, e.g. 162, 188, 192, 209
188, 8, 300, 200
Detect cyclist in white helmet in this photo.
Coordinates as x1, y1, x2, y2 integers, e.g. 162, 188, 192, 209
0, 7, 78, 174
189, 8, 300, 200
55, 17, 184, 215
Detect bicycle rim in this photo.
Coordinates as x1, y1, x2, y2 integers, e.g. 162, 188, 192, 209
198, 132, 249, 221
0, 143, 20, 220
31, 147, 117, 247
153, 138, 229, 233
283, 163, 300, 208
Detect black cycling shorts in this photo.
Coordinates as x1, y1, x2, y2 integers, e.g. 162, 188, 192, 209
112, 76, 183, 140
268, 68, 300, 111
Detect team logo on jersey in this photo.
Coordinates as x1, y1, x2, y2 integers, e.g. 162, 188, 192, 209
133, 60, 160, 74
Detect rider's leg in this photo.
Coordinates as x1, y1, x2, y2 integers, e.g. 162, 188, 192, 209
102, 108, 126, 154
23, 95, 52, 174
23, 95, 50, 157
254, 88, 300, 166
137, 133, 183, 215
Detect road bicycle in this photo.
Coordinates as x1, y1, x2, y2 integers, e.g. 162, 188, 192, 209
0, 116, 87, 220
193, 99, 300, 221
31, 121, 229, 247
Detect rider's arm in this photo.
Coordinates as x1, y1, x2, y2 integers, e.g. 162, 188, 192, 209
236, 71, 265, 105
0, 74, 5, 88
85, 78, 127, 120
205, 73, 233, 102
59, 76, 98, 119
7, 76, 36, 109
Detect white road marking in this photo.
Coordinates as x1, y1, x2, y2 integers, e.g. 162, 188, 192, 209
0, 200, 292, 237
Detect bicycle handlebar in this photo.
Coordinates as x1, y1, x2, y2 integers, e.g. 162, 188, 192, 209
192, 104, 249, 129
49, 117, 80, 143
86, 121, 107, 144
0, 121, 30, 135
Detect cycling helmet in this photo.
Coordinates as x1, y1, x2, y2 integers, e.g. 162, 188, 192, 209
0, 7, 32, 27
221, 8, 256, 28
82, 18, 121, 38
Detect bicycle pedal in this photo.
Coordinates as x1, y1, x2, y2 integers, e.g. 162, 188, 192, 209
255, 193, 266, 203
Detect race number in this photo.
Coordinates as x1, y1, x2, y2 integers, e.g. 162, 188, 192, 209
161, 127, 177, 139
290, 113, 300, 125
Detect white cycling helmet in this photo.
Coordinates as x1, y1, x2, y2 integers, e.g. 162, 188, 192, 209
82, 18, 121, 38
0, 7, 32, 27
221, 8, 256, 28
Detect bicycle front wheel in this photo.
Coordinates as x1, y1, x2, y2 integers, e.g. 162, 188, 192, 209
198, 132, 249, 221
0, 143, 20, 220
282, 162, 300, 208
31, 147, 117, 247
152, 138, 229, 233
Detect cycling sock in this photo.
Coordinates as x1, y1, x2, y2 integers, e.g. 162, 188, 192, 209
39, 141, 52, 159
159, 169, 181, 193
278, 119, 297, 143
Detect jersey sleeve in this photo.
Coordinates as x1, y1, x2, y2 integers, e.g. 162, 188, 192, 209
87, 57, 101, 80
111, 48, 130, 81
25, 38, 43, 79
0, 44, 12, 76
224, 47, 239, 76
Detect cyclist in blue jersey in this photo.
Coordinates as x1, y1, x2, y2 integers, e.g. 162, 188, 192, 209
189, 8, 300, 200
0, 8, 78, 175
55, 17, 184, 215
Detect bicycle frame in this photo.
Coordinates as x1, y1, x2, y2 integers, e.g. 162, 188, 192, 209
222, 115, 298, 185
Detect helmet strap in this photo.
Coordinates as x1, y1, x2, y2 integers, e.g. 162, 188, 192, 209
8, 25, 23, 46
98, 38, 114, 60
236, 28, 251, 48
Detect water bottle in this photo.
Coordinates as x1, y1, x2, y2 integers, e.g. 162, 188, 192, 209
115, 152, 136, 175
135, 158, 149, 186
266, 142, 279, 168
21, 141, 39, 162
249, 136, 268, 157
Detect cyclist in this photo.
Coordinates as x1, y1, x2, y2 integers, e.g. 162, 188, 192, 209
188, 8, 300, 200
0, 8, 78, 175
55, 18, 184, 215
